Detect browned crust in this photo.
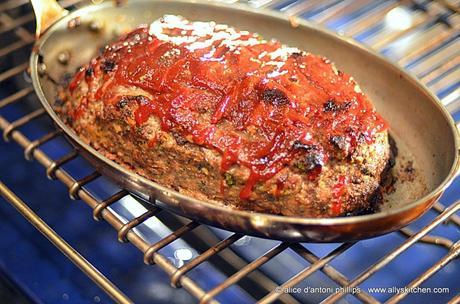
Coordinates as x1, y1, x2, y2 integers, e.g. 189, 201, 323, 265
58, 90, 391, 218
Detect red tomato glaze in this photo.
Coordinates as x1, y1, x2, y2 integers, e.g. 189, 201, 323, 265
69, 16, 387, 200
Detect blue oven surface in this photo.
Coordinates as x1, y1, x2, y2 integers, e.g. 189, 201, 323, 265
0, 0, 458, 303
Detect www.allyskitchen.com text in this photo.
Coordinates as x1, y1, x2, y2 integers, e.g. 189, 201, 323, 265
274, 286, 450, 295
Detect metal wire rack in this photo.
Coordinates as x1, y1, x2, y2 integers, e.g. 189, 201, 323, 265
0, 0, 459, 303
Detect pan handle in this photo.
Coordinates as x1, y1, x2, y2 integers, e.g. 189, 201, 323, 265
30, 0, 68, 38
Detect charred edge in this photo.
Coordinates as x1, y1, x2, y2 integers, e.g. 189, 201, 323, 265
116, 97, 130, 109
323, 100, 351, 113
293, 140, 316, 152
388, 134, 398, 160
347, 189, 382, 216
293, 142, 324, 171
302, 153, 324, 171
330, 135, 350, 152
117, 95, 149, 109
290, 52, 303, 58
102, 60, 116, 73
85, 66, 94, 77
262, 88, 290, 106
352, 139, 398, 216
289, 75, 298, 82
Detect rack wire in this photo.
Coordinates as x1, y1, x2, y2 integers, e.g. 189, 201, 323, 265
0, 0, 459, 303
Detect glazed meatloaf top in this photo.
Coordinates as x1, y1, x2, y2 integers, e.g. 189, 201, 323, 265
60, 15, 390, 217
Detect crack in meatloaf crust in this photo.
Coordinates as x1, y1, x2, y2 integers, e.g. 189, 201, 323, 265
58, 15, 391, 218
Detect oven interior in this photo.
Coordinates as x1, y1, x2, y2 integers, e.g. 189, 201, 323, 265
0, 0, 459, 303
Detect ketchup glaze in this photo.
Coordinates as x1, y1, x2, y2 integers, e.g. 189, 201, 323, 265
68, 15, 387, 200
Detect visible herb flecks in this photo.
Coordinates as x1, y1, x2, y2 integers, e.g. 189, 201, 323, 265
224, 172, 236, 186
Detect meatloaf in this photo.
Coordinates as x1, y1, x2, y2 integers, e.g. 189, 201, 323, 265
59, 15, 391, 217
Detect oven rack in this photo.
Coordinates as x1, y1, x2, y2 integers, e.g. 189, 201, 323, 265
0, 0, 459, 303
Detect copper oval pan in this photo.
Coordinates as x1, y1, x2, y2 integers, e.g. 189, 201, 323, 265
30, 0, 460, 242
